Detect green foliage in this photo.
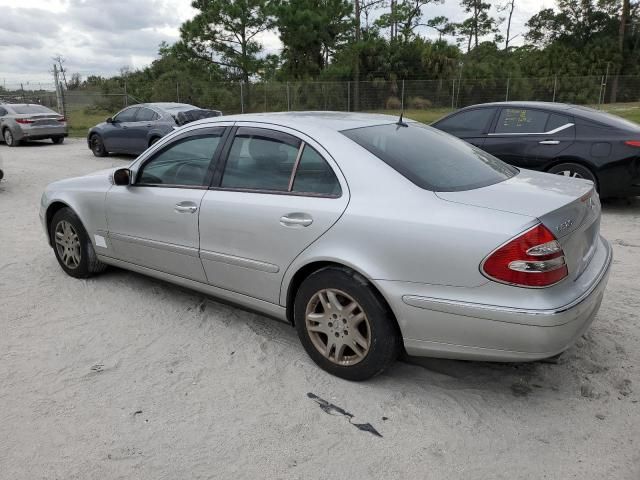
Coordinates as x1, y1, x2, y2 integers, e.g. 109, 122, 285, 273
275, 0, 353, 79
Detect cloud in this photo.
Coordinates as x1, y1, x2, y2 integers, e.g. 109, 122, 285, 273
0, 0, 551, 86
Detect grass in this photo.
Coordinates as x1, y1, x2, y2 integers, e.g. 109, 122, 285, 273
64, 103, 640, 138
66, 109, 111, 138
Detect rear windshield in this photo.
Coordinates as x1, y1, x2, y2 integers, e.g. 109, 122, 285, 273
570, 106, 640, 131
9, 105, 55, 115
342, 123, 517, 192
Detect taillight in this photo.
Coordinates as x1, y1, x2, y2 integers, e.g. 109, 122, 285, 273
481, 224, 568, 287
58, 117, 66, 122
16, 118, 34, 124
625, 141, 640, 148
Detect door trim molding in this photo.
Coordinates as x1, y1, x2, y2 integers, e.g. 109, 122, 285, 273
200, 249, 280, 273
108, 232, 200, 258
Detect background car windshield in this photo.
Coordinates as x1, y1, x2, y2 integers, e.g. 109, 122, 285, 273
342, 123, 517, 192
10, 105, 55, 114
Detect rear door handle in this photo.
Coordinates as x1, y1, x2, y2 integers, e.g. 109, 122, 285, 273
280, 213, 313, 227
539, 140, 560, 145
175, 201, 198, 214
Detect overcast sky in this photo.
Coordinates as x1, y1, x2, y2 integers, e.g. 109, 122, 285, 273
0, 0, 554, 87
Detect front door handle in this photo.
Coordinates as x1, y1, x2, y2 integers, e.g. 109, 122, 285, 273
539, 140, 560, 145
175, 202, 198, 214
280, 213, 313, 227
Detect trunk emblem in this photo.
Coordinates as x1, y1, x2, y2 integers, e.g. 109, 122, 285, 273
557, 219, 574, 232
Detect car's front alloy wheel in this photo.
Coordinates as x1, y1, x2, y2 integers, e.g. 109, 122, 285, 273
90, 134, 108, 157
50, 207, 107, 278
294, 266, 401, 381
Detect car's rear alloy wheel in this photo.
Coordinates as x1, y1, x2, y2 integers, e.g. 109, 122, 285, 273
294, 267, 401, 381
3, 129, 18, 147
548, 163, 597, 187
50, 207, 107, 278
305, 288, 371, 366
90, 134, 108, 157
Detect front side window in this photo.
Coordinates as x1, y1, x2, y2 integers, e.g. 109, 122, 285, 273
221, 128, 300, 192
114, 107, 139, 123
137, 132, 224, 187
136, 107, 158, 122
434, 108, 496, 137
342, 123, 517, 192
495, 108, 549, 134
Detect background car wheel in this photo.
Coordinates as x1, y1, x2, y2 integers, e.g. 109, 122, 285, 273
3, 128, 19, 147
50, 207, 107, 278
90, 134, 108, 157
149, 136, 161, 147
51, 137, 65, 145
548, 163, 597, 188
294, 266, 402, 381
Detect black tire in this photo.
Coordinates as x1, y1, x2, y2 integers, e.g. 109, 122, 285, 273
49, 207, 107, 278
149, 136, 161, 147
3, 128, 19, 147
548, 163, 598, 189
294, 266, 402, 381
89, 134, 108, 157
51, 137, 65, 145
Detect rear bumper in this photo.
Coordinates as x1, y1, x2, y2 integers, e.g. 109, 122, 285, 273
14, 125, 68, 141
382, 236, 612, 361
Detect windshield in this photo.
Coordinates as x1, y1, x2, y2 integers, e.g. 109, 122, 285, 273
342, 123, 517, 192
10, 105, 56, 115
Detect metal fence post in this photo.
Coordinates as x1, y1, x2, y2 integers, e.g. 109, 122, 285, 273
598, 75, 605, 108
451, 79, 455, 109
240, 81, 244, 113
347, 81, 351, 112
176, 81, 180, 102
286, 82, 290, 111
552, 75, 557, 102
505, 77, 510, 101
401, 79, 405, 110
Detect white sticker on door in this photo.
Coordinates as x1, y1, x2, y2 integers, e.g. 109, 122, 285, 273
94, 235, 107, 248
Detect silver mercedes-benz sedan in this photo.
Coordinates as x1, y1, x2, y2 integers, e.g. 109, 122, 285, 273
40, 112, 612, 380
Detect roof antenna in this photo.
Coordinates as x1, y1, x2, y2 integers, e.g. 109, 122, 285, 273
396, 111, 408, 128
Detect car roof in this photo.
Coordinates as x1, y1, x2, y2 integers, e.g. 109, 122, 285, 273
457, 101, 575, 112
190, 111, 406, 131
144, 102, 197, 111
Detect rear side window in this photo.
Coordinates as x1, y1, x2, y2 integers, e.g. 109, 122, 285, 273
0, 107, 7, 116
495, 108, 549, 133
221, 128, 300, 192
545, 113, 572, 132
342, 123, 517, 192
10, 105, 55, 115
434, 108, 496, 137
292, 146, 341, 196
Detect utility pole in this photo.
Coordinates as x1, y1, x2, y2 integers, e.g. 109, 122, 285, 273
353, 0, 361, 112
53, 64, 65, 116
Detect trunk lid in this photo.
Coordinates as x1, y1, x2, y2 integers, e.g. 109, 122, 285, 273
15, 113, 64, 126
436, 169, 601, 281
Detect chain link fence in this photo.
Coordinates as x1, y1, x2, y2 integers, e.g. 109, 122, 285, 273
2, 76, 640, 132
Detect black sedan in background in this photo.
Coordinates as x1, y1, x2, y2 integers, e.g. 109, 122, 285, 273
88, 103, 222, 157
432, 101, 640, 197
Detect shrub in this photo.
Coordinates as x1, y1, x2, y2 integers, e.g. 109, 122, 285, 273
386, 96, 402, 109
408, 96, 432, 109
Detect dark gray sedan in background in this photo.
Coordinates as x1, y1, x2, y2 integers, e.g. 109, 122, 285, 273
87, 102, 222, 156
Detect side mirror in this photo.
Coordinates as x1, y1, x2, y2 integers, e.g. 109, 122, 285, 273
112, 168, 131, 186
106, 117, 114, 123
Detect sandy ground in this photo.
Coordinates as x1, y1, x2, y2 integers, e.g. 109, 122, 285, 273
0, 138, 638, 479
